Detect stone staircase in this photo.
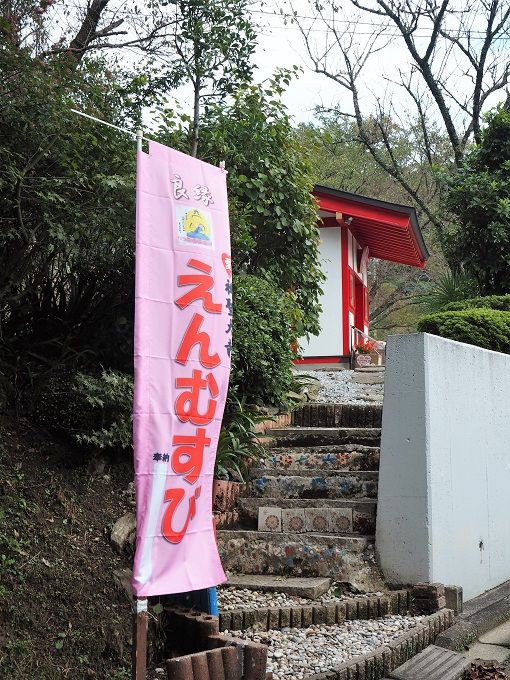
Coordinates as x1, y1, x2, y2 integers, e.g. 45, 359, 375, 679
217, 383, 385, 591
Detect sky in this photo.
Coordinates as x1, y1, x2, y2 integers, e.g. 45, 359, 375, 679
144, 0, 428, 132
59, 0, 509, 137
250, 2, 329, 122
151, 0, 414, 127
235, 0, 508, 129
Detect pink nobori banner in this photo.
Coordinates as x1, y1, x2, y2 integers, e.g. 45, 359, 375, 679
132, 140, 231, 597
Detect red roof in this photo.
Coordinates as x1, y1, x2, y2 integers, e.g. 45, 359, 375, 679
314, 185, 429, 268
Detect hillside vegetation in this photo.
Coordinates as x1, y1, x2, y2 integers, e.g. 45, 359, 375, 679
0, 415, 134, 679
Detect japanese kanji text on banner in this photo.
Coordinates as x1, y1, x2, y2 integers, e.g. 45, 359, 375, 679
132, 140, 232, 597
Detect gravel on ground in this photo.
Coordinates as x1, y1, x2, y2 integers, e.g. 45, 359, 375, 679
228, 615, 424, 679
300, 370, 384, 404
217, 584, 385, 611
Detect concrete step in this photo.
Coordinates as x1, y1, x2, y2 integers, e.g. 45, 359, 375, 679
352, 370, 385, 385
262, 444, 380, 471
468, 641, 510, 662
389, 644, 470, 680
217, 530, 380, 586
292, 402, 382, 428
250, 469, 378, 499
224, 574, 331, 599
270, 427, 381, 447
237, 497, 376, 534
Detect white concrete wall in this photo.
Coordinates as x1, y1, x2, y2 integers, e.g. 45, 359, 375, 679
376, 333, 510, 600
300, 227, 343, 357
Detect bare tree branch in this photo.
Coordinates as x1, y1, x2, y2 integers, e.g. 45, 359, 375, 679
291, 0, 510, 257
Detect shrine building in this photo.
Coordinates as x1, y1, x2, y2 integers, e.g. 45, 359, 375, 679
297, 185, 429, 367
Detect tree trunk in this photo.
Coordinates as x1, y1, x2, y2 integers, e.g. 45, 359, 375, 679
190, 77, 200, 158
68, 0, 109, 61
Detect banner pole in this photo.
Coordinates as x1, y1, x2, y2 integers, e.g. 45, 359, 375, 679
132, 597, 148, 680
70, 109, 150, 147
132, 126, 147, 680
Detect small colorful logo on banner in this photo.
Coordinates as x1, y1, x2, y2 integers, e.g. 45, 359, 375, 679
176, 206, 214, 247
132, 141, 231, 597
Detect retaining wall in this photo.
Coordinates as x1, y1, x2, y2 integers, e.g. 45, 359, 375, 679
376, 333, 510, 600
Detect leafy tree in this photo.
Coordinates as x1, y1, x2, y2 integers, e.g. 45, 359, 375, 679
230, 274, 297, 406
1, 0, 176, 62
163, 0, 257, 156
442, 104, 510, 294
298, 117, 445, 212
0, 46, 142, 398
191, 73, 324, 335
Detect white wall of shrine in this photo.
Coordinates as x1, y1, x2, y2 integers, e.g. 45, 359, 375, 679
299, 226, 343, 357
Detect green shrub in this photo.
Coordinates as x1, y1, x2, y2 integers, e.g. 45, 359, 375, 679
29, 370, 98, 440
417, 309, 510, 353
29, 369, 133, 452
442, 294, 510, 312
231, 274, 296, 406
74, 371, 133, 451
31, 273, 297, 451
215, 396, 269, 481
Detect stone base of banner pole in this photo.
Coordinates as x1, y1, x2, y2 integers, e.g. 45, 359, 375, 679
132, 597, 148, 680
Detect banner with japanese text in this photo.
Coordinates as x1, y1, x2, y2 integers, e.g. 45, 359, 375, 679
132, 140, 231, 597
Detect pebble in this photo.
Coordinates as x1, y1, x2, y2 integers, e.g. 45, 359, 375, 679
302, 369, 383, 404
217, 584, 385, 611
227, 615, 424, 680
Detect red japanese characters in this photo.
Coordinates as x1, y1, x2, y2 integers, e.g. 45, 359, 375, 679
161, 258, 223, 545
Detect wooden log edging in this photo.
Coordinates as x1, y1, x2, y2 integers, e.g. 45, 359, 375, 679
162, 603, 455, 680
163, 607, 268, 680
292, 403, 383, 429
219, 590, 411, 632
302, 608, 455, 680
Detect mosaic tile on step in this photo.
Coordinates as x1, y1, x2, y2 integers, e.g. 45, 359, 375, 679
304, 507, 329, 533
258, 506, 282, 533
282, 508, 306, 533
329, 507, 353, 533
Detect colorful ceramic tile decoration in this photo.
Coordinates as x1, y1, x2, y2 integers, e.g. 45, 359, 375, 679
304, 508, 329, 533
335, 452, 351, 468
329, 507, 353, 533
282, 508, 306, 533
253, 476, 268, 493
353, 509, 375, 534
257, 506, 283, 533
